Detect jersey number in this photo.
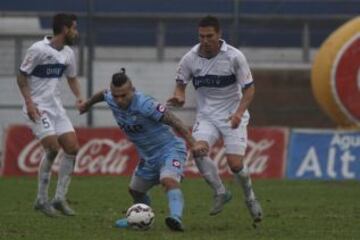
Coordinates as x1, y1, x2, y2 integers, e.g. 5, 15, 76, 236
41, 117, 50, 129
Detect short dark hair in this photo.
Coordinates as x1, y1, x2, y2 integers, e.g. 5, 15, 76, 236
52, 13, 77, 35
198, 15, 220, 33
112, 68, 130, 87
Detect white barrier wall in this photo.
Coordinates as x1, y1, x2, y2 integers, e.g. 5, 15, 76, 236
0, 61, 197, 150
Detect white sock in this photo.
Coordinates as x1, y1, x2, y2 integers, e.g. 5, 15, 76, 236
54, 153, 75, 201
195, 156, 226, 195
234, 166, 256, 201
37, 151, 56, 202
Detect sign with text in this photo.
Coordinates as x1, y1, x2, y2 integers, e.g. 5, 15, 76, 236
1, 125, 287, 179
286, 129, 360, 180
1, 126, 139, 177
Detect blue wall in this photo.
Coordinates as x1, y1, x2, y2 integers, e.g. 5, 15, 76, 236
1, 0, 358, 14
1, 0, 358, 47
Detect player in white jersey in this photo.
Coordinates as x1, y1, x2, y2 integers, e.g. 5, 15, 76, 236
16, 13, 83, 217
167, 15, 263, 225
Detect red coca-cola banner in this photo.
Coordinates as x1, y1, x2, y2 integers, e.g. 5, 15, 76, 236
1, 125, 287, 178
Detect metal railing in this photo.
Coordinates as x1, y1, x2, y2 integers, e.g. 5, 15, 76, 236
0, 11, 355, 67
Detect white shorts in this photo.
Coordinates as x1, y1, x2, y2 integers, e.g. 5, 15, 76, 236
192, 116, 248, 155
24, 107, 74, 140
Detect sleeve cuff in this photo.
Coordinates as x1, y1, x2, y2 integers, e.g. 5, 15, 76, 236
243, 81, 254, 89
176, 79, 187, 85
19, 69, 29, 76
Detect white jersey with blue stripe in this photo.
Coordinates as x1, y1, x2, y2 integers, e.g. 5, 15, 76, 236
19, 36, 76, 113
176, 40, 253, 121
104, 90, 185, 163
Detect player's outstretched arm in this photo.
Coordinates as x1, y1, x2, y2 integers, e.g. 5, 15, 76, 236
79, 90, 105, 114
17, 72, 40, 122
166, 83, 186, 107
67, 76, 85, 110
161, 110, 194, 145
161, 110, 208, 157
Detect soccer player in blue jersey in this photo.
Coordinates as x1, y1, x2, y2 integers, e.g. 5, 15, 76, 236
79, 68, 207, 231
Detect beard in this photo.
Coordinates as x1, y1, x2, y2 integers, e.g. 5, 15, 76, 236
65, 34, 78, 46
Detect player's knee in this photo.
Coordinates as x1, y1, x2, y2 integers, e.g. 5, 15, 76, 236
46, 149, 58, 161
229, 165, 242, 173
229, 162, 243, 172
226, 154, 244, 172
161, 177, 179, 191
197, 140, 210, 150
63, 145, 79, 156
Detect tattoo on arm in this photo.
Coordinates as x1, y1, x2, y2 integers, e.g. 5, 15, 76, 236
161, 110, 195, 147
88, 90, 105, 106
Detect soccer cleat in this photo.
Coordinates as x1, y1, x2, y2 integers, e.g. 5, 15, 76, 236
245, 199, 263, 223
33, 199, 58, 217
114, 218, 129, 229
209, 191, 232, 216
165, 215, 184, 232
52, 199, 76, 216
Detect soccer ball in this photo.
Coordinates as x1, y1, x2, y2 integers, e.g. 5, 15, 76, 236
126, 203, 155, 230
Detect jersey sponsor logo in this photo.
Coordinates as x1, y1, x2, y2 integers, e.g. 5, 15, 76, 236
156, 104, 166, 113
31, 63, 66, 78
118, 123, 144, 134
192, 74, 236, 89
172, 159, 181, 168
45, 55, 55, 61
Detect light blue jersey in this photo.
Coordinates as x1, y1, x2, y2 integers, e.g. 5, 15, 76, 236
104, 90, 187, 180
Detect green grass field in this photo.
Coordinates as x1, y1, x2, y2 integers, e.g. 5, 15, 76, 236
0, 176, 359, 240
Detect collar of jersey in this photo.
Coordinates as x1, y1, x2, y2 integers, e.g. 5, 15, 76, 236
43, 35, 64, 51
192, 39, 227, 56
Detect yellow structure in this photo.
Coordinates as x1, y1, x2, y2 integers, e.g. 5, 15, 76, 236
311, 17, 360, 127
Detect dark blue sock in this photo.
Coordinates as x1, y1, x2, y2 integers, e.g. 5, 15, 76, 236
134, 194, 151, 206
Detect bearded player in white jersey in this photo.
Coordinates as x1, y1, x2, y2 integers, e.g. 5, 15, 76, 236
16, 13, 84, 217
167, 15, 263, 225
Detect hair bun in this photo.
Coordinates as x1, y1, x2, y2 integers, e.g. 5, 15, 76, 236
120, 68, 126, 74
